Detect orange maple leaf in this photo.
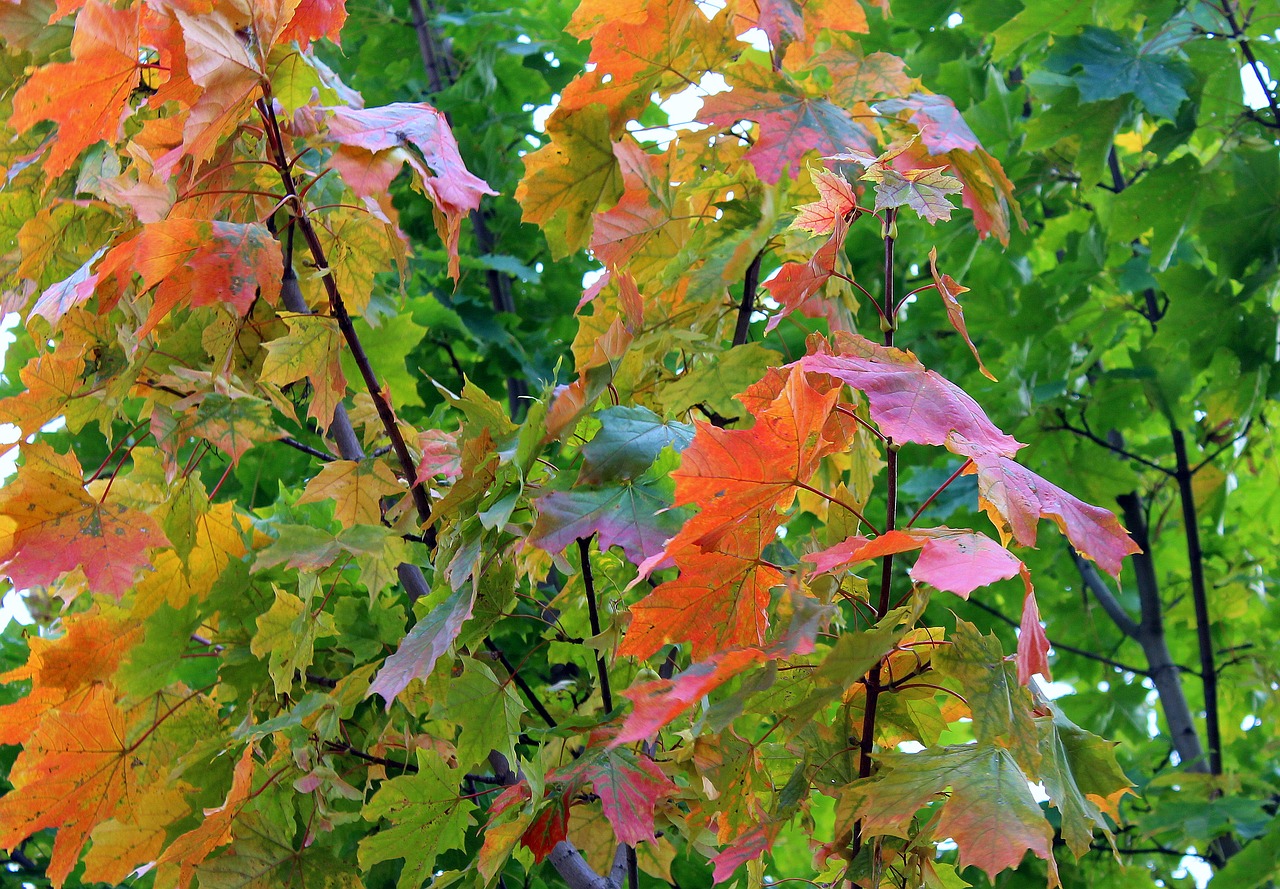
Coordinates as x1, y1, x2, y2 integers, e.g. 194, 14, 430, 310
10, 1, 140, 179
154, 746, 257, 889
0, 684, 137, 888
0, 608, 142, 746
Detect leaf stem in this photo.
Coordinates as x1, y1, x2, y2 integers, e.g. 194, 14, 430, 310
904, 459, 972, 527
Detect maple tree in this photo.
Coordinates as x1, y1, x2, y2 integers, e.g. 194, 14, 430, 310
0, 0, 1277, 888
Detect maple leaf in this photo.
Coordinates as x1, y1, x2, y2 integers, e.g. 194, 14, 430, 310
531, 480, 686, 566
555, 746, 677, 846
0, 444, 169, 599
280, 0, 347, 47
1018, 585, 1053, 684
368, 584, 476, 706
297, 459, 405, 526
1035, 704, 1131, 857
616, 593, 832, 741
559, 0, 738, 126
97, 219, 283, 337
260, 312, 349, 427
732, 0, 868, 60
324, 103, 495, 278
0, 684, 136, 888
517, 103, 623, 258
578, 406, 695, 485
969, 453, 1139, 576
712, 824, 776, 884
764, 211, 849, 333
929, 247, 994, 380
840, 745, 1055, 882
154, 746, 256, 889
251, 579, 338, 696
670, 366, 851, 544
10, 1, 140, 179
0, 345, 86, 452
792, 167, 859, 235
447, 658, 526, 769
623, 500, 788, 660
871, 165, 965, 223
0, 608, 141, 745
545, 316, 633, 442
800, 333, 1024, 458
358, 750, 477, 889
877, 93, 982, 154
934, 619, 1041, 772
808, 528, 1023, 598
615, 648, 771, 743
31, 250, 103, 328
808, 33, 918, 105
700, 58, 878, 184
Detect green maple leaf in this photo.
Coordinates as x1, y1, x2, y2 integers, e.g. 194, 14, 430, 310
443, 658, 525, 770
841, 744, 1053, 882
933, 619, 1040, 773
1036, 704, 1131, 857
358, 750, 477, 889
251, 577, 338, 696
578, 405, 694, 485
1047, 27, 1193, 120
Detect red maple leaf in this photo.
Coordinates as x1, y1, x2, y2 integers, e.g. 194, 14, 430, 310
0, 444, 169, 599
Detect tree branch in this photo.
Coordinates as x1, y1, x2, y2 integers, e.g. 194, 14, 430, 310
278, 436, 336, 462
1049, 411, 1173, 475
1218, 0, 1280, 129
484, 637, 558, 729
1069, 550, 1141, 639
962, 594, 1148, 675
1171, 428, 1224, 776
259, 94, 434, 534
732, 250, 764, 347
578, 537, 614, 713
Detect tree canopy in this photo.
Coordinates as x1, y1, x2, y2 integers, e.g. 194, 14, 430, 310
0, 1, 1278, 888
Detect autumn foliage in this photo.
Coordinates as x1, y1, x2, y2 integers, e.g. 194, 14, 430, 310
0, 0, 1147, 887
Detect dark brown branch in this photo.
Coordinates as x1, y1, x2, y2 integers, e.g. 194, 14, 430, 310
732, 250, 764, 347
325, 740, 418, 774
1171, 428, 1223, 776
578, 537, 614, 713
1050, 411, 1173, 475
279, 436, 336, 462
259, 94, 434, 533
1218, 0, 1280, 129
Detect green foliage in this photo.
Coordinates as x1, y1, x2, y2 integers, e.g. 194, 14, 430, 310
0, 1, 1276, 889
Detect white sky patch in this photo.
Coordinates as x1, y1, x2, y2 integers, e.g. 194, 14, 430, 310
1242, 61, 1276, 110
947, 12, 964, 27
0, 312, 32, 632
739, 27, 771, 53
532, 94, 560, 133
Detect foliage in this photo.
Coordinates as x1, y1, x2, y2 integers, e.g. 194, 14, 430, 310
0, 1, 1276, 889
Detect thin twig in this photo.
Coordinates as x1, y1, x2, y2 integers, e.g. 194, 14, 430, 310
963, 595, 1149, 676
484, 638, 558, 729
